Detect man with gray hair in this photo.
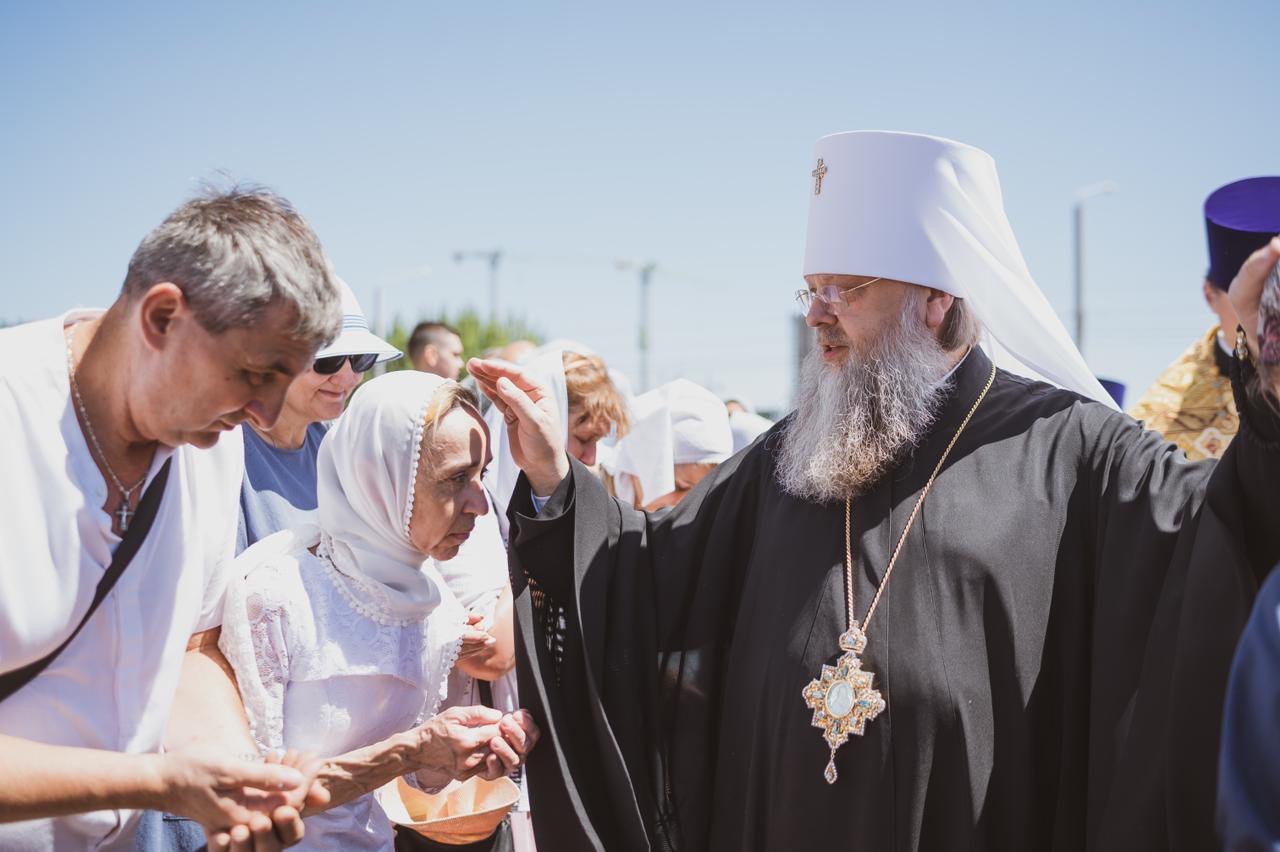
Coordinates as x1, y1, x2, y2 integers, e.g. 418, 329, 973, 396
0, 187, 340, 850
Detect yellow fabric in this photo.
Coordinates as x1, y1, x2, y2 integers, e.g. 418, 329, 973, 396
1129, 324, 1238, 461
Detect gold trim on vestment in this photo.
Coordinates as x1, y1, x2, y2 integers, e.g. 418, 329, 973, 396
1129, 324, 1238, 461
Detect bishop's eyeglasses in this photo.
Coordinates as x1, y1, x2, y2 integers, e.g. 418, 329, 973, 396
793, 277, 883, 315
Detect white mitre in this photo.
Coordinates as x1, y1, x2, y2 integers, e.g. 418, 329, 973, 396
804, 130, 1116, 409
607, 378, 733, 505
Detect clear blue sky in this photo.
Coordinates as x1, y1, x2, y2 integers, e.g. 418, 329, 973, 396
2, 1, 1276, 412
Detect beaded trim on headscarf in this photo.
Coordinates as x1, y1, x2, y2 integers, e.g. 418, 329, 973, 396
401, 394, 436, 538
317, 532, 422, 627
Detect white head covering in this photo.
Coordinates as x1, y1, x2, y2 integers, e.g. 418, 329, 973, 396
667, 379, 733, 464
607, 378, 733, 504
316, 370, 455, 620
483, 348, 569, 541
315, 275, 402, 364
804, 130, 1116, 409
605, 367, 637, 411
530, 338, 595, 359
729, 409, 774, 453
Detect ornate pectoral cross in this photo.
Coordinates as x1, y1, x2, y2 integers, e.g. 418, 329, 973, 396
801, 623, 886, 784
115, 501, 134, 532
811, 158, 828, 195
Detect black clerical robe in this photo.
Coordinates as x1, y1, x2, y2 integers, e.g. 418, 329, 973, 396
508, 348, 1280, 852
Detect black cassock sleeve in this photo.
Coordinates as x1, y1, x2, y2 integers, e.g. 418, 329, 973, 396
1096, 356, 1280, 851
508, 438, 768, 852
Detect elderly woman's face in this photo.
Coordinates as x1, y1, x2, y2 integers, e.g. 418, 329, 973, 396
408, 405, 491, 561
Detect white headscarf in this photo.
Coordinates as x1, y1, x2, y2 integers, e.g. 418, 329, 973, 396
316, 370, 454, 620
730, 409, 775, 453
482, 348, 569, 541
526, 340, 636, 410
804, 130, 1117, 409
607, 378, 734, 504
529, 338, 595, 359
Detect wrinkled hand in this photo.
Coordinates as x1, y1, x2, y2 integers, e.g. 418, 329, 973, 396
413, 764, 455, 794
473, 710, 541, 781
1228, 235, 1280, 367
416, 705, 505, 779
415, 705, 541, 782
468, 358, 570, 495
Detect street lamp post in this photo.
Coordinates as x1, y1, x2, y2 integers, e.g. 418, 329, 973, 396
617, 260, 658, 391
1072, 181, 1116, 357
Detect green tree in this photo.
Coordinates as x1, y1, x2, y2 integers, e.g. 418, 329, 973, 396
380, 307, 543, 377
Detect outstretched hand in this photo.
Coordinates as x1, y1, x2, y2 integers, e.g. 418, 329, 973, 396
468, 358, 570, 495
1229, 235, 1280, 367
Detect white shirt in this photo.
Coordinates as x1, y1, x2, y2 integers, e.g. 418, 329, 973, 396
0, 311, 243, 850
219, 527, 465, 852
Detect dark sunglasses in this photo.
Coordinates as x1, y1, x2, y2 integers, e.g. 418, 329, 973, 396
312, 352, 379, 375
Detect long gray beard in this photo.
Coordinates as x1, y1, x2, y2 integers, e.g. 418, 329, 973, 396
776, 307, 956, 503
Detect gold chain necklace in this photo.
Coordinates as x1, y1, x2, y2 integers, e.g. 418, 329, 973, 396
802, 362, 997, 783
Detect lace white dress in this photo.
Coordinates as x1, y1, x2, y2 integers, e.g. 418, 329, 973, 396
219, 526, 466, 851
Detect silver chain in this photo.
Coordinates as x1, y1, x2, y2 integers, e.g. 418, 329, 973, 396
65, 324, 146, 507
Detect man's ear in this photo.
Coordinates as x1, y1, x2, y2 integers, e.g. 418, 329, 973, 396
923, 288, 955, 332
136, 283, 187, 352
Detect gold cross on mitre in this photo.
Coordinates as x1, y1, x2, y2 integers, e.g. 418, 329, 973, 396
811, 158, 828, 195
